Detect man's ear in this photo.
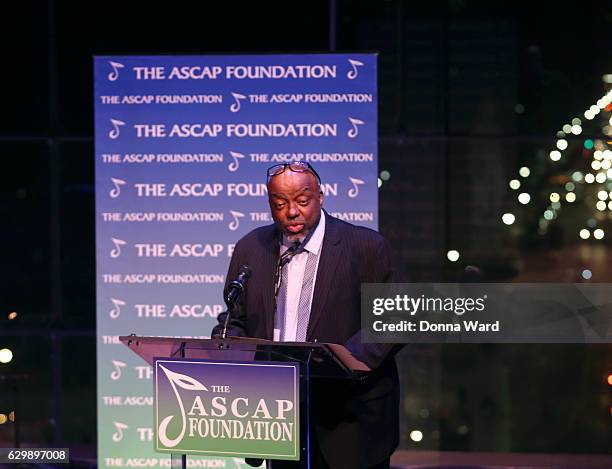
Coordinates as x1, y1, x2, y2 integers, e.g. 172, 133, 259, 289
319, 190, 324, 205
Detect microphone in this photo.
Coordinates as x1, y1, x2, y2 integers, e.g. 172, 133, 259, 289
221, 265, 252, 340
225, 265, 252, 307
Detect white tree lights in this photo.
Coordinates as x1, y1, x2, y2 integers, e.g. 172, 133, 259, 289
504, 88, 612, 246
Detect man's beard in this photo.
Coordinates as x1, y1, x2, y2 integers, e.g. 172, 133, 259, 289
285, 230, 308, 243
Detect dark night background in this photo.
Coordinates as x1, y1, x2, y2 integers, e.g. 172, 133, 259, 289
0, 0, 611, 461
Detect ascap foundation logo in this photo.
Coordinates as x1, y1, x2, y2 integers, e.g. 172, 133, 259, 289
112, 421, 128, 442
229, 92, 247, 112
154, 359, 299, 460
347, 117, 364, 138
228, 210, 245, 231
228, 151, 245, 172
347, 59, 364, 79
107, 61, 125, 81
348, 177, 365, 198
109, 177, 126, 198
108, 118, 125, 139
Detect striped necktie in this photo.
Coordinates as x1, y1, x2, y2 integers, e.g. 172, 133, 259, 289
295, 251, 317, 341
275, 243, 317, 342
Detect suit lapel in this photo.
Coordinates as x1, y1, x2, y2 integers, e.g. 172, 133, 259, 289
307, 214, 343, 340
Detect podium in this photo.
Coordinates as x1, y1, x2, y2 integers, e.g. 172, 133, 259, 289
120, 335, 370, 468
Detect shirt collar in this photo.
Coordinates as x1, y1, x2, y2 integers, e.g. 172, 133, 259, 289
303, 210, 325, 255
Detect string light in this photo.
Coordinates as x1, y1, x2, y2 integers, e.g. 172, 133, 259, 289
505, 91, 612, 247
410, 430, 423, 442
0, 349, 12, 364
447, 250, 460, 262
502, 213, 515, 225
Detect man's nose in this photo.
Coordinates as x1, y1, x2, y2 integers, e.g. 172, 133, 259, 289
287, 203, 299, 218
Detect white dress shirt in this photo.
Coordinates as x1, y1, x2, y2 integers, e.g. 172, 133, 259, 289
274, 210, 326, 342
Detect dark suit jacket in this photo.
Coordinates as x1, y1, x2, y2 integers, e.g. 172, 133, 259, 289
214, 212, 399, 468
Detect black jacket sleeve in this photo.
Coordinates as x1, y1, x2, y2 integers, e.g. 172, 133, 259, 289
344, 236, 403, 369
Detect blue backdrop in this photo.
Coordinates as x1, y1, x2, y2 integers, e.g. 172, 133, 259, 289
94, 53, 378, 468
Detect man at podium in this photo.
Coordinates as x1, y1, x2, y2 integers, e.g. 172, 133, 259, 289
213, 162, 399, 469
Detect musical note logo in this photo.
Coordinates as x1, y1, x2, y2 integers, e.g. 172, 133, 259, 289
111, 360, 127, 380
108, 118, 125, 139
347, 59, 364, 79
348, 177, 365, 198
110, 238, 126, 258
158, 364, 208, 448
108, 61, 125, 81
109, 298, 126, 319
230, 92, 247, 112
228, 151, 245, 172
109, 178, 126, 198
228, 210, 245, 231
112, 421, 128, 442
347, 117, 365, 138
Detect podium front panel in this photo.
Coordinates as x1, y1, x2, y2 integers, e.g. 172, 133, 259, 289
153, 357, 300, 461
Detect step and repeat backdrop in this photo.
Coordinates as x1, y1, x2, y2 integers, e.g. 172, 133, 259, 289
94, 54, 378, 468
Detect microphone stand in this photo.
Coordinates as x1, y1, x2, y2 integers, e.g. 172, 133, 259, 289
220, 304, 234, 341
